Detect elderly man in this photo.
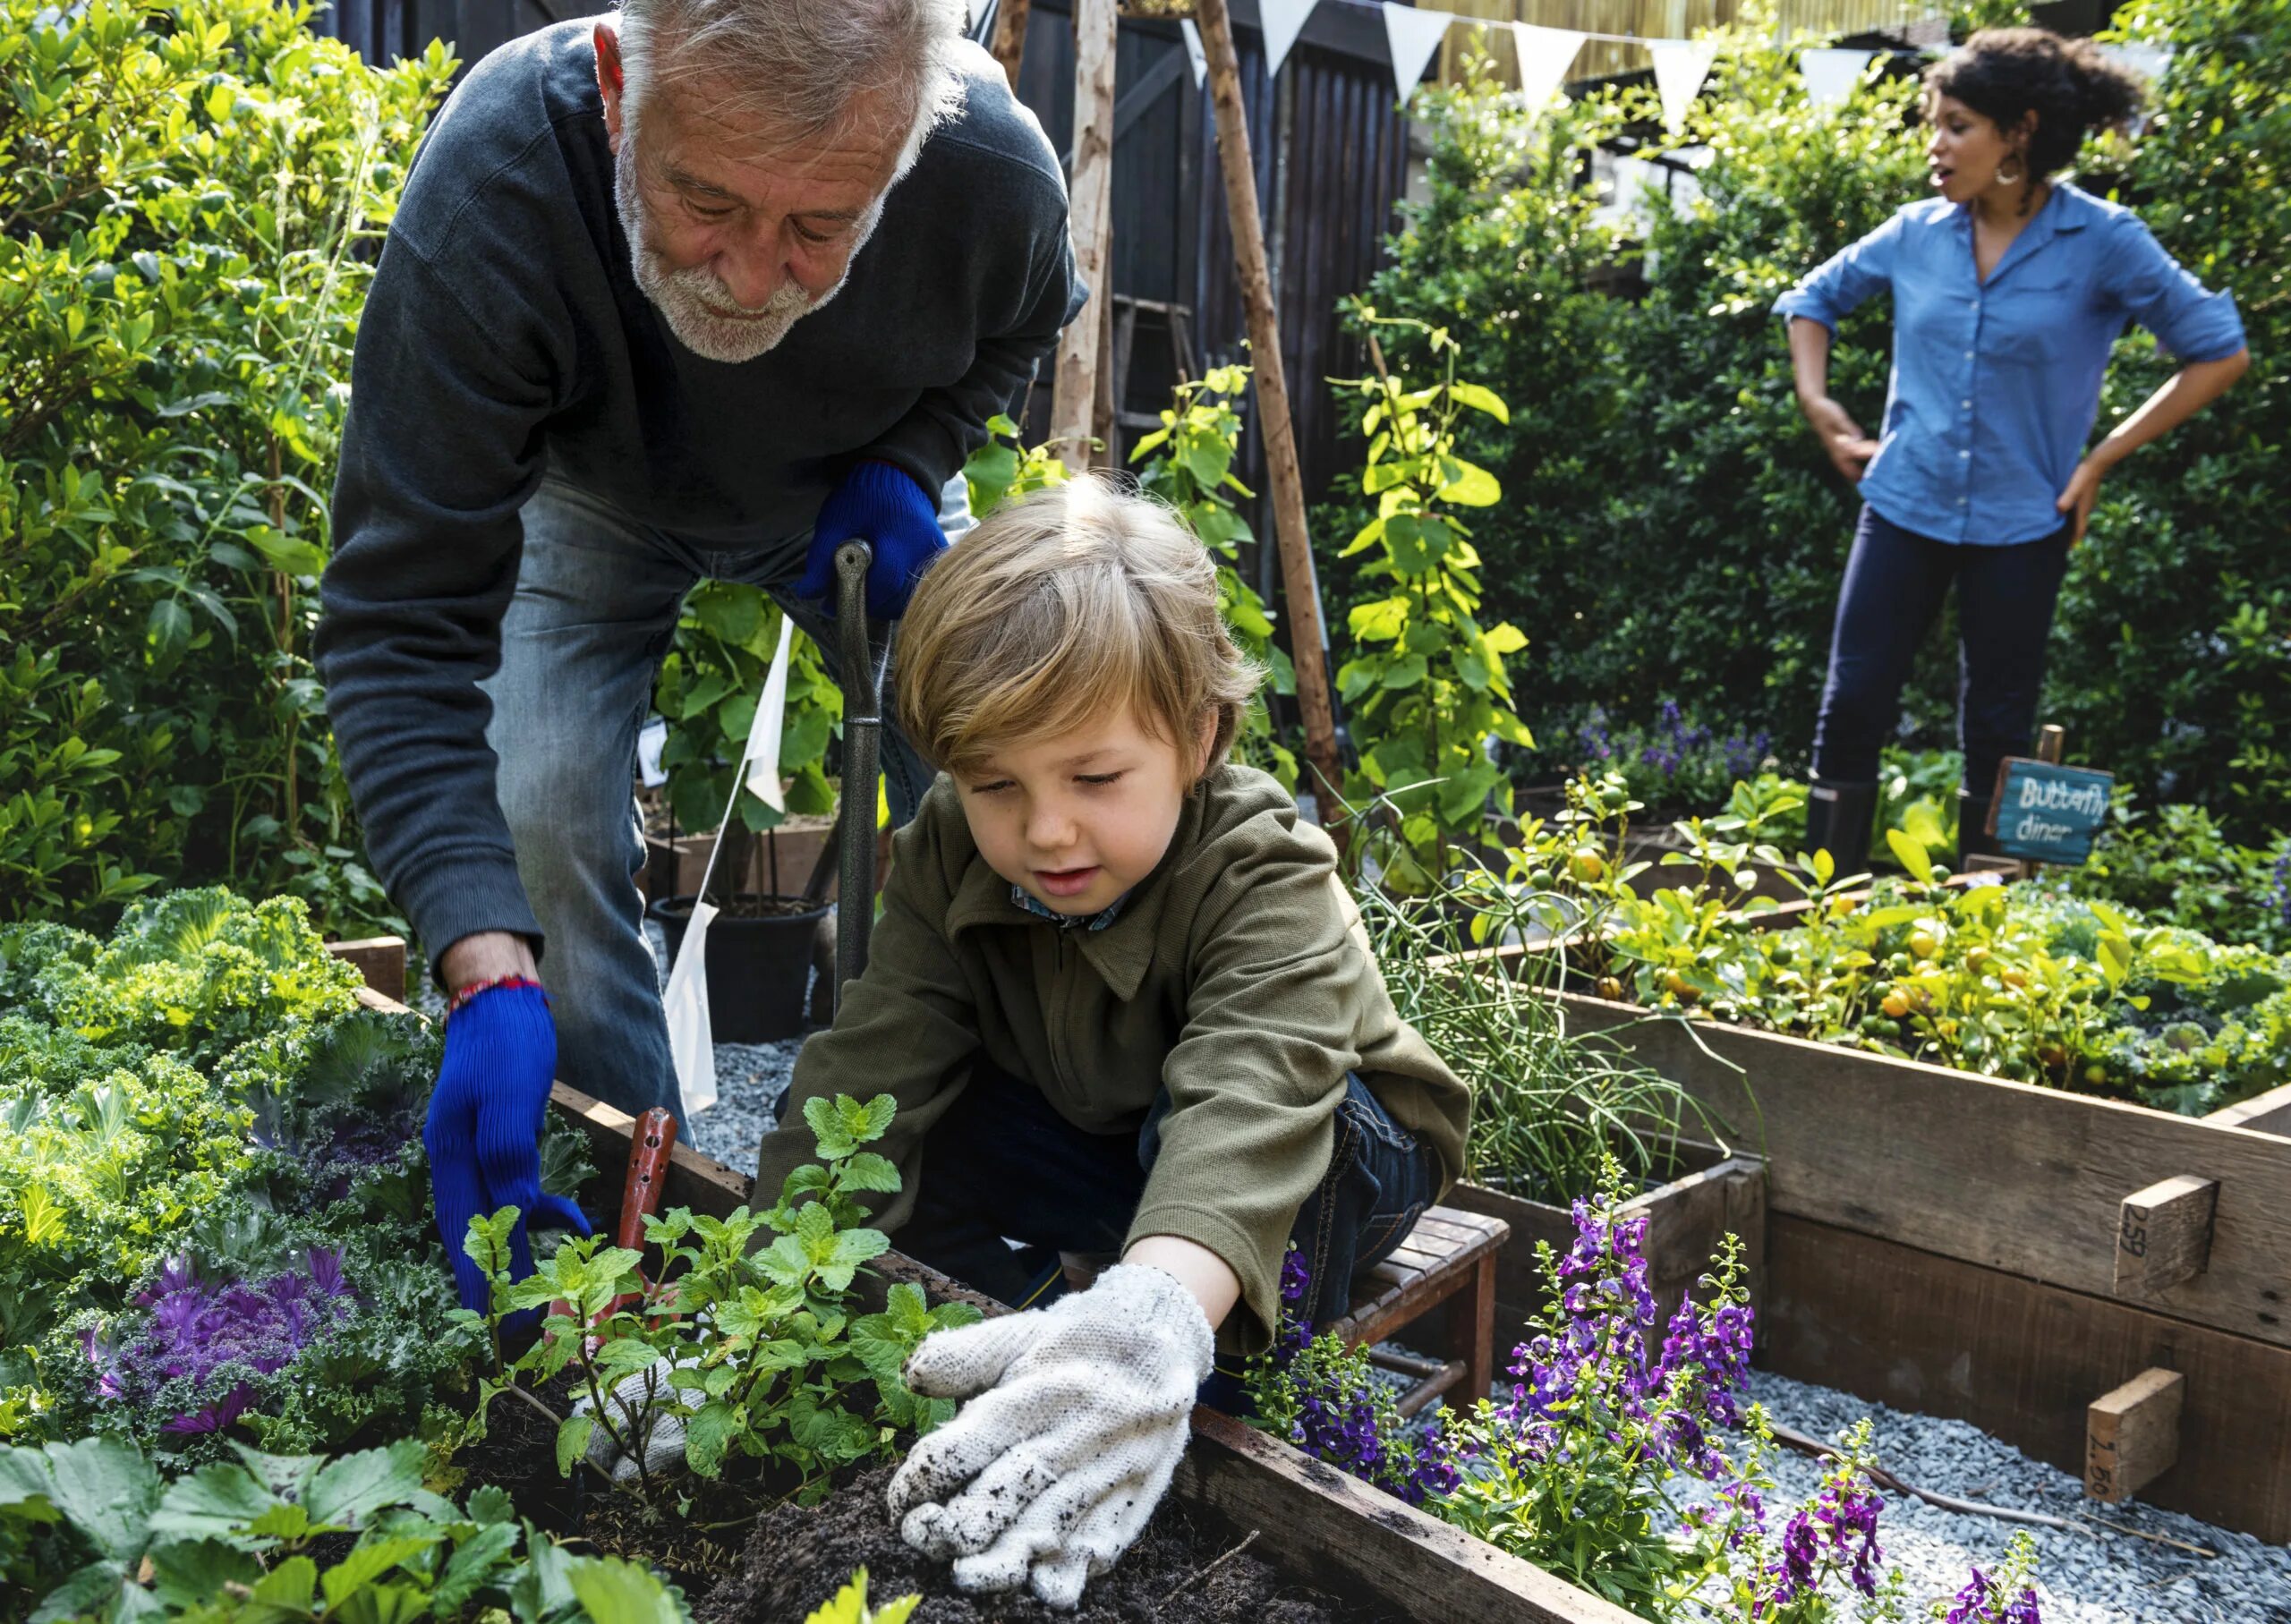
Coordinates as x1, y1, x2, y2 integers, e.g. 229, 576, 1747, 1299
315, 0, 1077, 1312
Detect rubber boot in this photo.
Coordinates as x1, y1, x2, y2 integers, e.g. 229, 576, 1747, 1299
1803, 778, 1878, 872
1955, 791, 2001, 870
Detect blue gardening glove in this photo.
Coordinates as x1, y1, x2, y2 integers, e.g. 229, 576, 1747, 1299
423, 982, 592, 1313
795, 460, 948, 619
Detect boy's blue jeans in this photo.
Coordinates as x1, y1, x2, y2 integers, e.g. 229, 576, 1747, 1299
897, 1058, 1440, 1406
476, 473, 963, 1118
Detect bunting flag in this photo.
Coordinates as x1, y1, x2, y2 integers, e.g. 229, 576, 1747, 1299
1511, 21, 1584, 115
1649, 37, 1719, 133
1260, 0, 1316, 79
1799, 47, 1872, 114
1180, 15, 1208, 89
1382, 3, 1453, 105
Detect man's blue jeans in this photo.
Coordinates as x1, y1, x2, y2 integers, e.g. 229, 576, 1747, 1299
477, 473, 965, 1117
896, 1058, 1439, 1402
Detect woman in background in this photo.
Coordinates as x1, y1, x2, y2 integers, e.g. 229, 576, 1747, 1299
1776, 27, 2247, 866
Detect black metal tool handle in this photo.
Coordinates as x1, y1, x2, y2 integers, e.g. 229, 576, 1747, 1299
833, 541, 893, 1008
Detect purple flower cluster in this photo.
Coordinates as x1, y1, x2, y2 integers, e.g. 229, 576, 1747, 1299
1577, 702, 1773, 790
1498, 1195, 1754, 1478
1767, 1475, 1886, 1607
2269, 850, 2291, 933
1943, 1564, 2041, 1624
85, 1249, 357, 1434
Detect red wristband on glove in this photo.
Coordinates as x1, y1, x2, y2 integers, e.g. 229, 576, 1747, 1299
446, 974, 547, 1020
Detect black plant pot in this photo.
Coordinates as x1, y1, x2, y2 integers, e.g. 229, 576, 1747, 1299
646, 892, 829, 1043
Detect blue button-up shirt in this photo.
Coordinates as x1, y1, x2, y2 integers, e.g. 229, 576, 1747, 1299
1775, 183, 2244, 546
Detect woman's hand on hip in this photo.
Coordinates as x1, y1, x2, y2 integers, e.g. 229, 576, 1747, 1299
1801, 396, 1878, 483
2056, 456, 2108, 548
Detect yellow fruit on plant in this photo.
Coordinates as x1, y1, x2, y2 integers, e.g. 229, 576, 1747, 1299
1880, 991, 1911, 1019
2001, 967, 2028, 990
1569, 848, 1607, 883
1596, 975, 1626, 1001
1829, 894, 1856, 917
1665, 971, 1700, 1004
1964, 946, 1991, 973
1908, 930, 1939, 959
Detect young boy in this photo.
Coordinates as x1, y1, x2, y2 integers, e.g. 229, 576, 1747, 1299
751, 475, 1469, 1609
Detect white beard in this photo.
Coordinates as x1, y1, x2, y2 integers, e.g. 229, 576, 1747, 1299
613, 130, 880, 364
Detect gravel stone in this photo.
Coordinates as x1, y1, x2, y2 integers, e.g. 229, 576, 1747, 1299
1736, 1370, 2291, 1624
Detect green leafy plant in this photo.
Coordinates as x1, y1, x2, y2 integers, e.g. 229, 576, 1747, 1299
962, 411, 1074, 521
0, 1433, 691, 1623
1128, 366, 1299, 787
1333, 306, 1533, 889
0, 0, 451, 931
464, 1093, 976, 1508
804, 1569, 919, 1624
652, 582, 845, 876
2067, 797, 2291, 954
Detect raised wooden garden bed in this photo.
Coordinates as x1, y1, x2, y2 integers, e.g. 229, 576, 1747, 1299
1533, 984, 2291, 1543
555, 1076, 1643, 1623
1448, 1144, 1767, 1367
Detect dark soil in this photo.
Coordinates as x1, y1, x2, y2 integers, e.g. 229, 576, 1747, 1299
697, 1465, 1373, 1624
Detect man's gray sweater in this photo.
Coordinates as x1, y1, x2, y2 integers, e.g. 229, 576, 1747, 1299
315, 21, 1077, 966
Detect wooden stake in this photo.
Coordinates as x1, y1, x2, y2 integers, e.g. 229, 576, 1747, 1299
1050, 0, 1116, 462
2114, 1174, 2219, 1297
1194, 0, 1345, 822
2086, 1367, 2185, 1503
989, 0, 1031, 89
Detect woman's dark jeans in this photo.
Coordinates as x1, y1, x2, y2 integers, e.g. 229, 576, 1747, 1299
897, 1059, 1438, 1402
1811, 505, 2074, 798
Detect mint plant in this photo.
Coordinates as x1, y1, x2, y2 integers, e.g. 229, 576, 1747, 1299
0, 1432, 691, 1622
1332, 304, 1534, 889
462, 1093, 976, 1507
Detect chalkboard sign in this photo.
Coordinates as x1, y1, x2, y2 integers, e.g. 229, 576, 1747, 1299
1986, 759, 2115, 866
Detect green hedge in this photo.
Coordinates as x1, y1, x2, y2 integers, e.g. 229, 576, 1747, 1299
0, 0, 451, 928
1350, 0, 2286, 836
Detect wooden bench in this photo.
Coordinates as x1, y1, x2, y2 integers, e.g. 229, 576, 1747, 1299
1327, 1206, 1510, 1417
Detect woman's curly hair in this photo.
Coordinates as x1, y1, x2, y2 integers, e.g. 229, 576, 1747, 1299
1925, 27, 2147, 180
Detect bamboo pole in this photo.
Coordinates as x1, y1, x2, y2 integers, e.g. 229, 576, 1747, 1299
989, 0, 1031, 89
1049, 0, 1117, 461
1193, 0, 1345, 819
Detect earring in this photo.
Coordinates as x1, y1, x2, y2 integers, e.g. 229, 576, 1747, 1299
1995, 158, 2024, 186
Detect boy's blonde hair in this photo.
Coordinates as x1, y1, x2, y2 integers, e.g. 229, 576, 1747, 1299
897, 475, 1264, 778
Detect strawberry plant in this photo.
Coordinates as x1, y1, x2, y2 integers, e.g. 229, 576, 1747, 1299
1333, 305, 1533, 889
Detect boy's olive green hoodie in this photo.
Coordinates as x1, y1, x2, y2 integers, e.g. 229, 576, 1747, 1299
752, 764, 1471, 1352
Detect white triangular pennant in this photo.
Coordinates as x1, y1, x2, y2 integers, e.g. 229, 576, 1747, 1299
742, 613, 796, 814
1381, 3, 1452, 106
1260, 0, 1315, 79
1510, 21, 1582, 115
1180, 16, 1207, 89
662, 899, 719, 1115
1799, 47, 1871, 114
1649, 37, 1719, 134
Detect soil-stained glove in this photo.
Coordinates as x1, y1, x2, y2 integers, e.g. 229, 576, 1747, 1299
423, 982, 591, 1313
886, 1264, 1214, 1611
795, 461, 947, 619
571, 1356, 695, 1483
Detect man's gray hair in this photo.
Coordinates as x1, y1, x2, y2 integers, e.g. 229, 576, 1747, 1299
615, 0, 968, 161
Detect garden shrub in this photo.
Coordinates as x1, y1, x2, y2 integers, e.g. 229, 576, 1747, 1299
2065, 798, 2291, 953
1352, 1, 2289, 838
0, 0, 452, 930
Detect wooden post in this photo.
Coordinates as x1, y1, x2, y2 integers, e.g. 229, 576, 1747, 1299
1194, 0, 1345, 822
326, 936, 407, 1004
1050, 0, 1116, 463
2086, 1367, 2185, 1503
2114, 1174, 2219, 1297
988, 0, 1031, 89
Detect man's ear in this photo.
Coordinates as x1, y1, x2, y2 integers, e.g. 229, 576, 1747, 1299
594, 22, 626, 147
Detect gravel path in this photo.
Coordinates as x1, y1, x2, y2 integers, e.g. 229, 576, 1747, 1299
1738, 1371, 2291, 1623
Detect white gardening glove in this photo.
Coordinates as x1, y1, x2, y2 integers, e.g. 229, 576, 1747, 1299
885, 1263, 1214, 1611
570, 1356, 694, 1483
